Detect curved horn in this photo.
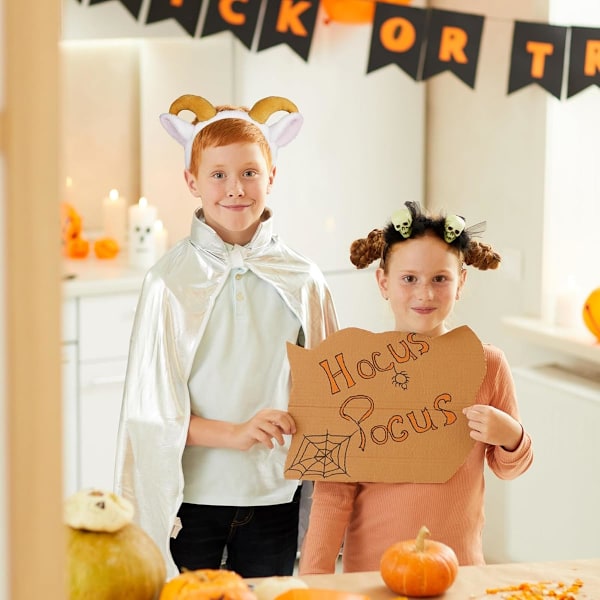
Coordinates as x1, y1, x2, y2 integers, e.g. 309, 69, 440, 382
169, 94, 218, 122
248, 96, 299, 124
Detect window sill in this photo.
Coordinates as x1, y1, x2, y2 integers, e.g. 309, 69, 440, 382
503, 316, 600, 366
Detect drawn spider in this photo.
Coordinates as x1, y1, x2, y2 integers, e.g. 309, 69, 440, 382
391, 368, 410, 390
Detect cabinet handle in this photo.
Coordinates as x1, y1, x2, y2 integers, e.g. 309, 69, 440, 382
87, 375, 126, 386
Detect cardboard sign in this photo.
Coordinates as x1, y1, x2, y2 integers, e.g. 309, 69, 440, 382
284, 326, 486, 483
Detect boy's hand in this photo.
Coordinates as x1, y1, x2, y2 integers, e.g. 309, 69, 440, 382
235, 409, 297, 450
462, 405, 523, 451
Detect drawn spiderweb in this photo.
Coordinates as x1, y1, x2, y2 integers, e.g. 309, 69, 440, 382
286, 431, 351, 478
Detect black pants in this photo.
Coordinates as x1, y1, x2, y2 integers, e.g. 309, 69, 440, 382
170, 486, 301, 578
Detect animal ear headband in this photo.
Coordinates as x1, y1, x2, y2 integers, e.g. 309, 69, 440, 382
159, 94, 304, 169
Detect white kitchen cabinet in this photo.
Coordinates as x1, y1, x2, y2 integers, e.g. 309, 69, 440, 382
62, 264, 144, 496
78, 358, 129, 491
62, 341, 79, 497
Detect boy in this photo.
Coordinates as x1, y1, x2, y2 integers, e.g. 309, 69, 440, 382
114, 94, 338, 578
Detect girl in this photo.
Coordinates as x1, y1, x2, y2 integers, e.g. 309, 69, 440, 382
298, 201, 533, 573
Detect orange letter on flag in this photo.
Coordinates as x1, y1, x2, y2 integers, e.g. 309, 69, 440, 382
379, 17, 416, 53
276, 0, 312, 36
526, 41, 554, 78
584, 39, 600, 76
439, 26, 468, 63
219, 0, 248, 26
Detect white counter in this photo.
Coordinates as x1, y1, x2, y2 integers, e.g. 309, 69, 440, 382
62, 256, 147, 298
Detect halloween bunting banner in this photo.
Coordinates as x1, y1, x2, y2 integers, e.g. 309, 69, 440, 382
80, 0, 600, 100
508, 21, 568, 99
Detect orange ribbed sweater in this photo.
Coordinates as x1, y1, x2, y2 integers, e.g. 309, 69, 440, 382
298, 344, 533, 574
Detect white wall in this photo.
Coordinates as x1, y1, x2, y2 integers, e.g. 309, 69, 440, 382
543, 1, 600, 324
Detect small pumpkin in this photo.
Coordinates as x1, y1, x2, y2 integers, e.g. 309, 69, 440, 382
65, 489, 166, 599
379, 525, 458, 597
583, 288, 600, 341
159, 569, 256, 600
94, 236, 120, 259
65, 236, 90, 259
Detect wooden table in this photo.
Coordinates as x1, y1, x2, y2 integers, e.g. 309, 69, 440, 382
250, 559, 600, 599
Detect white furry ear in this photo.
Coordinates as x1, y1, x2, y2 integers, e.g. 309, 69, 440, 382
159, 113, 196, 147
268, 113, 304, 148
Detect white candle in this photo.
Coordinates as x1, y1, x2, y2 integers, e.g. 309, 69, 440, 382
102, 188, 127, 246
554, 279, 583, 329
128, 196, 158, 269
154, 220, 168, 258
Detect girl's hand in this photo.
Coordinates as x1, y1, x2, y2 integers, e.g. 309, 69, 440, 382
462, 405, 523, 451
234, 409, 297, 451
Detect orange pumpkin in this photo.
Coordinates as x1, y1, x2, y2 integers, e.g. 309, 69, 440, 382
159, 569, 256, 600
379, 526, 459, 597
94, 237, 120, 259
321, 0, 411, 24
583, 288, 600, 341
65, 237, 90, 259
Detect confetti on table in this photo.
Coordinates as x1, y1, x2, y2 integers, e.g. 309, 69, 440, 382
482, 578, 584, 599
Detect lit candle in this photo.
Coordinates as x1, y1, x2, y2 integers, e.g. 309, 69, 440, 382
65, 176, 75, 204
128, 196, 158, 269
154, 220, 168, 258
102, 188, 127, 246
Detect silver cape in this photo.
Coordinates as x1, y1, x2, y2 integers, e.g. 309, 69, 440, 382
114, 208, 339, 577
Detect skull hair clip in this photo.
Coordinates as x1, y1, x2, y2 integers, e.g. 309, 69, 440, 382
391, 207, 413, 239
444, 214, 466, 243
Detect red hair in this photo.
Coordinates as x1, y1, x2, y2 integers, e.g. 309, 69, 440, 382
188, 105, 272, 174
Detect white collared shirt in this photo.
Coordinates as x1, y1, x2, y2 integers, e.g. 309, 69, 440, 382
183, 243, 302, 506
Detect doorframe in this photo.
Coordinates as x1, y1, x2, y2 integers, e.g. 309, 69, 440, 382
3, 1, 64, 597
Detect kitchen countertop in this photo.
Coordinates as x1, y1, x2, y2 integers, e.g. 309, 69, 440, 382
62, 256, 147, 298
248, 558, 600, 599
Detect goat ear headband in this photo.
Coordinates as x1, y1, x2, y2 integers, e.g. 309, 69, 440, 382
159, 94, 304, 169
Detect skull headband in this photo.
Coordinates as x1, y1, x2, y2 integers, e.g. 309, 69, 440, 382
159, 94, 304, 169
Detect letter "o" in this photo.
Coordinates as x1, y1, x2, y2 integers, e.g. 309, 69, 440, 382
357, 359, 376, 379
379, 17, 416, 53
370, 425, 388, 445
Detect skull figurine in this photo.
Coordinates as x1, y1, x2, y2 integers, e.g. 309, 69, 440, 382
391, 207, 413, 239
444, 214, 466, 243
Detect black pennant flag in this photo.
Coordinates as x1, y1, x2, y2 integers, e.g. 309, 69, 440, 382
422, 9, 484, 88
567, 27, 600, 99
201, 0, 261, 50
88, 0, 143, 20
257, 0, 319, 62
367, 4, 427, 80
508, 21, 567, 99
146, 0, 203, 36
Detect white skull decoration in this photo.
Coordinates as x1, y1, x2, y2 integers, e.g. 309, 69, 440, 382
444, 214, 466, 243
391, 207, 413, 239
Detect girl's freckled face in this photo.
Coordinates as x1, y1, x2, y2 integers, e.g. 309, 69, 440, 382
376, 233, 466, 338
